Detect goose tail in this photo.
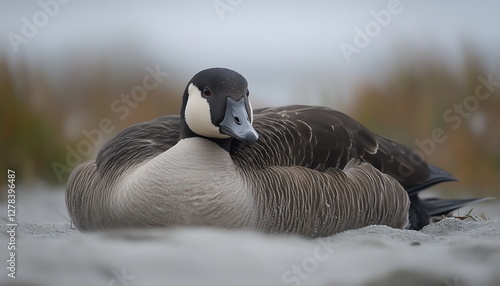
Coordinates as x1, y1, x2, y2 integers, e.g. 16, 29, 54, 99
422, 197, 494, 217
405, 164, 494, 229
405, 164, 458, 196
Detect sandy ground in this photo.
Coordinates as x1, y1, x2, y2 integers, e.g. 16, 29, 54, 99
1, 186, 499, 286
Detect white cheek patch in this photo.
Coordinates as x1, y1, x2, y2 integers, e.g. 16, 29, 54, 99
248, 100, 254, 123
185, 83, 230, 139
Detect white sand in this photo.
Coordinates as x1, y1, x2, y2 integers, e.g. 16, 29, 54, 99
1, 187, 499, 286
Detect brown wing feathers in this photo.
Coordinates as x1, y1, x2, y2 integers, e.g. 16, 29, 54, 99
232, 106, 433, 191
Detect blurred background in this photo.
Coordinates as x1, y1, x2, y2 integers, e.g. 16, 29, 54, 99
1, 0, 499, 199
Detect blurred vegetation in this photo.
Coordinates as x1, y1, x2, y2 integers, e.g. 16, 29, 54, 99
1, 57, 63, 184
1, 50, 498, 197
1, 55, 181, 186
349, 51, 500, 197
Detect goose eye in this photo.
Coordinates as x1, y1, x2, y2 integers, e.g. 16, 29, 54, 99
202, 87, 212, 97
246, 90, 250, 96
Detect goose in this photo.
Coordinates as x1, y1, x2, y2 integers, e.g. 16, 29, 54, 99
66, 68, 484, 237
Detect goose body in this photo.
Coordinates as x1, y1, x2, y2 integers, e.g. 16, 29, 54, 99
67, 68, 482, 237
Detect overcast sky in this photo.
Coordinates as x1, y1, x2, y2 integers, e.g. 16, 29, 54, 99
1, 0, 499, 106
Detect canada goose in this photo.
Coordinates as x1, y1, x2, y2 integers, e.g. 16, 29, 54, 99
66, 68, 484, 237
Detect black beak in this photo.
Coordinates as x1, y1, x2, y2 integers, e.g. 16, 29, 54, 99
219, 97, 259, 144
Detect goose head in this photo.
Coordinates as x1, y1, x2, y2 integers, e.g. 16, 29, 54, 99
180, 68, 259, 147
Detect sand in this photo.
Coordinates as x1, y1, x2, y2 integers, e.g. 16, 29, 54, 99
1, 186, 499, 286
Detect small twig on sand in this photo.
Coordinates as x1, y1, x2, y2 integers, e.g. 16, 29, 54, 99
437, 208, 489, 222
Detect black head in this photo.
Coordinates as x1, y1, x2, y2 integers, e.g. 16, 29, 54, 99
180, 68, 258, 148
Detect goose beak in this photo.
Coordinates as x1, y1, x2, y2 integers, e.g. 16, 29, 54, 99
219, 97, 259, 144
